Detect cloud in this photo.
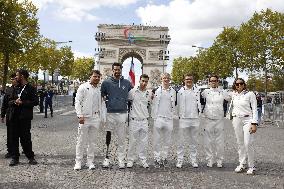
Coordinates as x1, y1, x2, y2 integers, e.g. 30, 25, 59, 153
54, 7, 98, 22
31, 0, 139, 21
136, 0, 284, 59
73, 50, 93, 58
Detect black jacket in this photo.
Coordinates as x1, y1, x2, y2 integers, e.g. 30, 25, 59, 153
1, 86, 17, 122
11, 83, 38, 120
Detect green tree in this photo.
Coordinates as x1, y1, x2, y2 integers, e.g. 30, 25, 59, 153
58, 46, 74, 77
213, 27, 247, 78
0, 0, 39, 89
71, 57, 94, 81
239, 9, 284, 96
171, 56, 202, 84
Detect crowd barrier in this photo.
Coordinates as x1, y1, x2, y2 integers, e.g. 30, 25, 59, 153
262, 103, 284, 127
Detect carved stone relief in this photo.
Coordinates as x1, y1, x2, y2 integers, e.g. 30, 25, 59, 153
148, 51, 160, 61
149, 68, 162, 88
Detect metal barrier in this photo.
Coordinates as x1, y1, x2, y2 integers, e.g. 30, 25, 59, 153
263, 103, 284, 127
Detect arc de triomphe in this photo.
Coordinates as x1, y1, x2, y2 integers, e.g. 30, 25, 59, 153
95, 24, 170, 88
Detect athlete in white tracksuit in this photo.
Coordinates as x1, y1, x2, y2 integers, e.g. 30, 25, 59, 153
231, 78, 258, 175
201, 75, 230, 168
176, 74, 201, 168
101, 63, 132, 169
126, 74, 151, 168
152, 73, 176, 166
74, 70, 103, 170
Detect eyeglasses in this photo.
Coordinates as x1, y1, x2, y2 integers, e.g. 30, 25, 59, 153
235, 83, 244, 86
210, 80, 218, 82
185, 78, 193, 81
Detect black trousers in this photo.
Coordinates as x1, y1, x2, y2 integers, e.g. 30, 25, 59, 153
10, 118, 34, 160
39, 98, 44, 113
6, 122, 12, 154
45, 101, 53, 116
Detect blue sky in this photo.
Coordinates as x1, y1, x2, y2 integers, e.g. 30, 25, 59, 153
31, 0, 284, 83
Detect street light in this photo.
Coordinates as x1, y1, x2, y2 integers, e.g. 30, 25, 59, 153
94, 47, 105, 70
55, 40, 73, 44
160, 34, 171, 73
94, 32, 106, 71
54, 40, 73, 94
192, 45, 207, 50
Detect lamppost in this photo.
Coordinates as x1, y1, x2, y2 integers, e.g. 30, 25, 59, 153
159, 34, 171, 73
54, 40, 72, 94
94, 32, 106, 71
192, 45, 207, 50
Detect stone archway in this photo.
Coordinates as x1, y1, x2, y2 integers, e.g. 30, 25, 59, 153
95, 24, 170, 88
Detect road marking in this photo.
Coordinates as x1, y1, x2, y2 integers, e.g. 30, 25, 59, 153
60, 110, 76, 116
34, 108, 65, 115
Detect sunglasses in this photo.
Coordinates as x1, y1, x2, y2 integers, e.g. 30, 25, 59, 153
235, 83, 244, 86
210, 80, 218, 82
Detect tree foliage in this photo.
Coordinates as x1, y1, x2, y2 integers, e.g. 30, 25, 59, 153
0, 0, 39, 89
172, 9, 284, 92
71, 57, 94, 82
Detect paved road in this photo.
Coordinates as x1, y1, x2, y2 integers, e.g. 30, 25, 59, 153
0, 102, 283, 189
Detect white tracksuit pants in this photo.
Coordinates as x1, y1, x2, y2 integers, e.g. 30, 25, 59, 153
232, 117, 255, 167
127, 119, 148, 162
153, 117, 173, 161
177, 118, 200, 163
106, 113, 128, 162
75, 117, 100, 163
203, 118, 224, 163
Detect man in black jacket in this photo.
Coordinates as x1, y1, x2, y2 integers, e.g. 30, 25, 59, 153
1, 73, 17, 158
9, 69, 39, 166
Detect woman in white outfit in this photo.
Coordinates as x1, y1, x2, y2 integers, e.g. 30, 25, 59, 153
231, 78, 258, 175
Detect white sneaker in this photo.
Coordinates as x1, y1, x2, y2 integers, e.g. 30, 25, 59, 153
118, 161, 125, 169
74, 161, 81, 170
102, 158, 110, 168
176, 160, 183, 168
217, 161, 223, 168
246, 167, 256, 175
235, 164, 246, 173
87, 163, 96, 170
141, 160, 149, 168
127, 161, 134, 168
192, 162, 199, 168
207, 161, 213, 168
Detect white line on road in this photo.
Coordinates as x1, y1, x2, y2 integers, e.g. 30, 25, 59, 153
34, 108, 66, 115
60, 110, 76, 116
